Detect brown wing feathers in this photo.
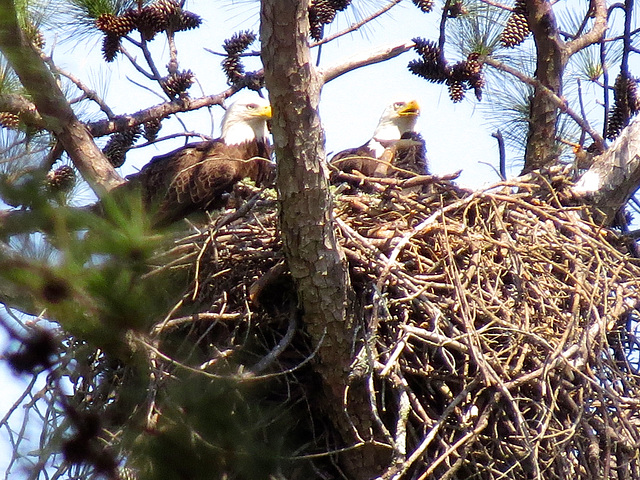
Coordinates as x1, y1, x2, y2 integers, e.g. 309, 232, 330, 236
123, 139, 273, 226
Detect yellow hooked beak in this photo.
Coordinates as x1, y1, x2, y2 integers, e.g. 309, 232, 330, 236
397, 100, 420, 117
261, 105, 272, 119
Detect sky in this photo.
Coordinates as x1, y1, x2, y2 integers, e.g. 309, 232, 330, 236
0, 0, 555, 476
60, 0, 504, 191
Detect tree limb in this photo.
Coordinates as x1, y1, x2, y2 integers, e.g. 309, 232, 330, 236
0, 0, 124, 194
485, 56, 604, 148
0, 93, 44, 129
573, 118, 640, 225
564, 0, 607, 56
321, 41, 414, 84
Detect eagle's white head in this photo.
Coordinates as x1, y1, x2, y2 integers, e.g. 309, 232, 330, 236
221, 96, 272, 145
372, 99, 421, 143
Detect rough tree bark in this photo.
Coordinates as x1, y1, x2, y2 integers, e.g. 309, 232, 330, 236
522, 0, 607, 173
260, 1, 386, 477
0, 0, 124, 194
573, 117, 640, 225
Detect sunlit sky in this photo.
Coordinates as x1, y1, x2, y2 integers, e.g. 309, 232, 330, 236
58, 0, 504, 192
1, 0, 613, 475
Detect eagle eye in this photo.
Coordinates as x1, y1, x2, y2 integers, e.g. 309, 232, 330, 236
247, 103, 258, 110
394, 102, 405, 109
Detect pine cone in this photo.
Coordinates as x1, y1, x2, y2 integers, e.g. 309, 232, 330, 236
0, 112, 20, 129
464, 53, 484, 100
412, 0, 434, 13
329, 0, 351, 11
45, 165, 76, 193
448, 81, 465, 102
308, 0, 350, 40
175, 11, 202, 31
309, 18, 324, 41
221, 32, 256, 85
606, 72, 637, 139
501, 7, 529, 48
161, 70, 194, 97
311, 0, 336, 24
223, 31, 256, 55
154, 0, 181, 18
102, 126, 141, 168
143, 118, 162, 142
95, 12, 136, 37
222, 56, 245, 85
137, 3, 169, 40
625, 76, 640, 114
606, 104, 626, 140
95, 14, 117, 33
102, 34, 121, 62
409, 38, 448, 83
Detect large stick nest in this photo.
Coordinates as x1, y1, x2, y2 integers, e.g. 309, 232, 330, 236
150, 168, 640, 479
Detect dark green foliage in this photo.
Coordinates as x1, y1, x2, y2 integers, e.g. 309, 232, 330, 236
6, 327, 58, 373
125, 376, 292, 480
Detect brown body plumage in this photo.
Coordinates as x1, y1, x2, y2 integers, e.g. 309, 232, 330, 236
122, 97, 273, 226
390, 131, 429, 178
330, 99, 426, 180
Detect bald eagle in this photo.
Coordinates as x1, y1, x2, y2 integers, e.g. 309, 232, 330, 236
125, 97, 273, 226
329, 99, 423, 178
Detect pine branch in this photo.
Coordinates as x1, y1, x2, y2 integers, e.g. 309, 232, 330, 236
0, 0, 124, 194
311, 0, 403, 48
43, 55, 116, 119
485, 56, 604, 148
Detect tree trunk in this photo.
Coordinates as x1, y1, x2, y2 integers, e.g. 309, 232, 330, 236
522, 0, 565, 173
260, 1, 385, 477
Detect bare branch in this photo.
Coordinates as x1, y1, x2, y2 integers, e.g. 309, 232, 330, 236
0, 93, 44, 129
43, 55, 116, 119
321, 41, 414, 84
564, 0, 607, 56
120, 43, 156, 80
87, 88, 237, 137
312, 0, 403, 47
